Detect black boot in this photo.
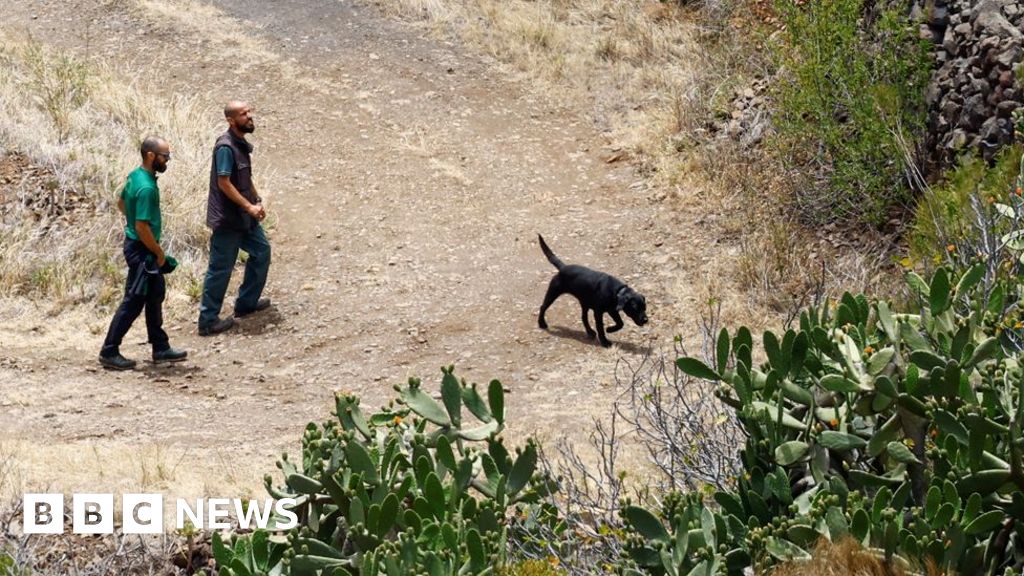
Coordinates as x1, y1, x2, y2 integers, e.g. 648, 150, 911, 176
99, 353, 137, 371
198, 317, 234, 336
234, 298, 272, 318
153, 347, 188, 363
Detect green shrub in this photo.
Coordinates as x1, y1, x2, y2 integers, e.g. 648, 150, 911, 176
19, 39, 90, 143
771, 0, 931, 227
911, 145, 1024, 268
0, 552, 16, 575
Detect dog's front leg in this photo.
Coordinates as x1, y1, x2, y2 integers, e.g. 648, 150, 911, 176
596, 313, 611, 347
607, 311, 625, 333
581, 307, 596, 339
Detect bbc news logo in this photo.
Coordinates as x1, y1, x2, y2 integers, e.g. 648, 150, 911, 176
23, 494, 298, 534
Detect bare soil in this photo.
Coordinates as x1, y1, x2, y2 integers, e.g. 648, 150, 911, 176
0, 0, 763, 500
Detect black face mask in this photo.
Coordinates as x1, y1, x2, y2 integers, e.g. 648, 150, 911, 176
154, 158, 168, 173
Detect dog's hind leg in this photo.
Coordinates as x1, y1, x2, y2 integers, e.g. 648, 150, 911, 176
581, 307, 596, 339
538, 278, 563, 329
595, 313, 611, 347
606, 311, 625, 333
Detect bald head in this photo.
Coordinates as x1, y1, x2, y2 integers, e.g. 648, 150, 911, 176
224, 101, 256, 135
140, 136, 166, 160
139, 135, 171, 174
224, 100, 248, 119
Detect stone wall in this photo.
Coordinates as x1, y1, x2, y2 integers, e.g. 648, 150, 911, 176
917, 0, 1024, 168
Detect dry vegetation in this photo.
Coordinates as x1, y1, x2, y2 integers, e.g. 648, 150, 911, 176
0, 442, 182, 575
373, 0, 720, 179
133, 0, 277, 65
0, 435, 261, 574
0, 32, 217, 311
769, 539, 941, 576
369, 0, 905, 312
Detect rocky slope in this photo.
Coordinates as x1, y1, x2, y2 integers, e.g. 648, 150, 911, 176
918, 0, 1024, 166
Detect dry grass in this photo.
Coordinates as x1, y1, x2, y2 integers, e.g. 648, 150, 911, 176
0, 439, 265, 521
702, 138, 905, 312
374, 0, 764, 182
0, 32, 218, 312
770, 538, 939, 576
0, 420, 262, 573
0, 440, 189, 574
371, 0, 708, 172
134, 0, 276, 66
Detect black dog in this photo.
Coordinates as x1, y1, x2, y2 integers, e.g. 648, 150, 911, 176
537, 234, 648, 347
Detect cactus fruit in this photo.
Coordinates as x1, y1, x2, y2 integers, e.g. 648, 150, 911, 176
221, 368, 550, 576
655, 262, 1024, 574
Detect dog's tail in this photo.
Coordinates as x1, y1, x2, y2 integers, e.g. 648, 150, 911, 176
538, 234, 565, 270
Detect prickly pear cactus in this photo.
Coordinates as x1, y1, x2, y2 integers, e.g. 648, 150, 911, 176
220, 367, 555, 576
636, 262, 1024, 575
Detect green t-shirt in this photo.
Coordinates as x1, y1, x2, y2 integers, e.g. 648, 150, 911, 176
122, 167, 161, 242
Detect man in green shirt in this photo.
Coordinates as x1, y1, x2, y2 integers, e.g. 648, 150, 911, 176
99, 136, 188, 370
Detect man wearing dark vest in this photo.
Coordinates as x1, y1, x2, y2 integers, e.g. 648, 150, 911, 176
99, 136, 188, 369
198, 100, 272, 336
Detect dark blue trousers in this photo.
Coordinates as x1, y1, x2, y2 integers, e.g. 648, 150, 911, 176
100, 238, 169, 357
198, 224, 271, 328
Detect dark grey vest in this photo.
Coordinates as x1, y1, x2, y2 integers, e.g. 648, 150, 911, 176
207, 130, 257, 230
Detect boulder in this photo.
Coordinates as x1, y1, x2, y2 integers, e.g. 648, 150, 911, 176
962, 93, 988, 129
980, 116, 1003, 142
973, 5, 1022, 40
997, 99, 1020, 117
942, 98, 963, 119
943, 26, 959, 53
926, 82, 944, 106
994, 45, 1022, 68
971, 77, 992, 94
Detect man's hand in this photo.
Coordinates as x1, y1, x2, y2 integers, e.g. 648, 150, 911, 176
246, 203, 266, 221
160, 255, 178, 274
220, 176, 266, 221
135, 220, 165, 266
247, 203, 267, 221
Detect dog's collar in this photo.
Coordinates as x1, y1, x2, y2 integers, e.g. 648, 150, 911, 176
616, 285, 629, 298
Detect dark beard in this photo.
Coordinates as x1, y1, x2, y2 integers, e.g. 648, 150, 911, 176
242, 123, 255, 134
155, 162, 167, 173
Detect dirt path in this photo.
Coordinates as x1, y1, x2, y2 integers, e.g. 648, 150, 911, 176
0, 0, 729, 500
